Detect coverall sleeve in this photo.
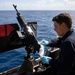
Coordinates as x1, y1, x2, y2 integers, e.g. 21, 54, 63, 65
47, 38, 62, 47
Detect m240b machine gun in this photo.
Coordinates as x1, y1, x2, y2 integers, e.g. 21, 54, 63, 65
13, 4, 43, 75
13, 4, 40, 57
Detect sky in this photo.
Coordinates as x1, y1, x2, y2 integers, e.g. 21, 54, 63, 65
0, 0, 75, 10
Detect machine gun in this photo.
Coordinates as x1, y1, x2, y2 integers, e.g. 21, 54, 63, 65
13, 4, 44, 75
13, 4, 40, 58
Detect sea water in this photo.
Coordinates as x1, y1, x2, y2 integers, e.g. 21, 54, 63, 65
0, 10, 75, 72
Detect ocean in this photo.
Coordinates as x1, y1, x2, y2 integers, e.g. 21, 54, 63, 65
0, 10, 75, 72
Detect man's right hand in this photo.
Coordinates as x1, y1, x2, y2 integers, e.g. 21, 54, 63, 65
39, 39, 49, 46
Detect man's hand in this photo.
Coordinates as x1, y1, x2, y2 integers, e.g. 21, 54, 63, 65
41, 56, 52, 64
39, 39, 49, 46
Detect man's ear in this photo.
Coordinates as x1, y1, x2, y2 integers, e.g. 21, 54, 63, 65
61, 22, 66, 28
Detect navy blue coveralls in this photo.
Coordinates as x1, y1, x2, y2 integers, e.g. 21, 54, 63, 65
31, 29, 75, 75
47, 29, 75, 75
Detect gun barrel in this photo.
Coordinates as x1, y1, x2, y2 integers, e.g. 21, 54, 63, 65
13, 4, 20, 15
13, 4, 28, 32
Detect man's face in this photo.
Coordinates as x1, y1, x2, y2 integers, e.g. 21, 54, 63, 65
54, 21, 64, 36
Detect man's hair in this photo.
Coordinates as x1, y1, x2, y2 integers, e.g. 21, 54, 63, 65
52, 13, 72, 29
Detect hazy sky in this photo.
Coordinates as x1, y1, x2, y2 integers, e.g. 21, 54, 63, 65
0, 0, 75, 10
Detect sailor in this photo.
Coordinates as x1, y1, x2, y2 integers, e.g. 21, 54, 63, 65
32, 13, 75, 75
